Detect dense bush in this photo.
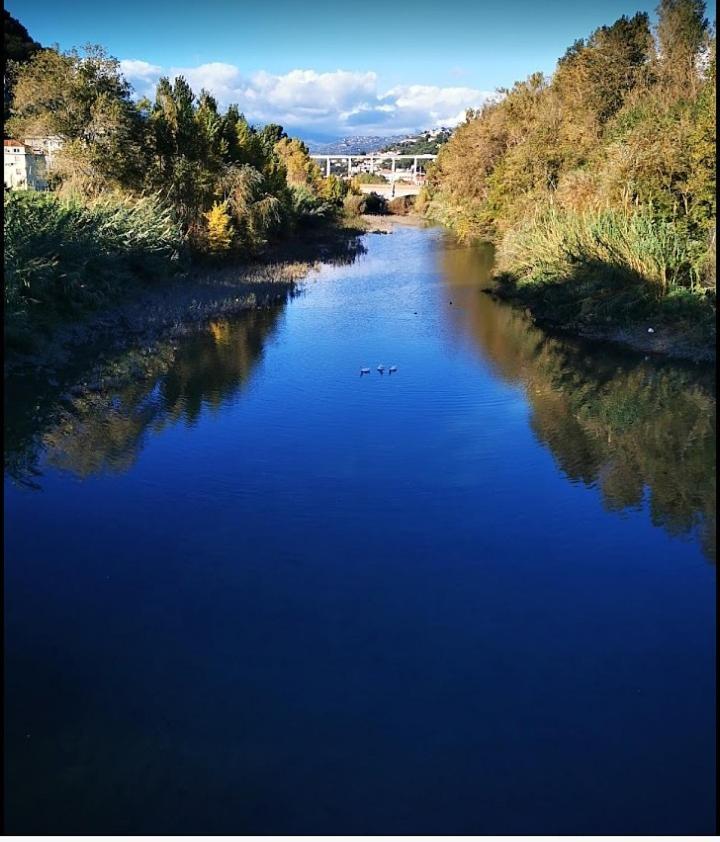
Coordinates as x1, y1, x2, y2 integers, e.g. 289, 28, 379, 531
498, 207, 710, 293
6, 46, 354, 259
387, 195, 416, 215
425, 0, 716, 308
343, 192, 388, 216
4, 191, 182, 318
351, 173, 388, 186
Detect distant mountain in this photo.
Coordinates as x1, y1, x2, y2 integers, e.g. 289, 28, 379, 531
304, 128, 453, 156
305, 134, 411, 155
379, 128, 453, 156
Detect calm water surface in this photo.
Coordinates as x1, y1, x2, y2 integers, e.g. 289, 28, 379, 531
4, 226, 716, 833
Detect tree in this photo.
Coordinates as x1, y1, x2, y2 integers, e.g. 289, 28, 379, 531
555, 13, 653, 125
204, 201, 234, 253
258, 122, 286, 154
686, 39, 716, 232
7, 45, 146, 194
656, 0, 709, 91
4, 10, 41, 126
147, 76, 216, 231
274, 136, 322, 187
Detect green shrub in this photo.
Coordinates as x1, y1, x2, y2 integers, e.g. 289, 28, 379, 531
290, 186, 337, 226
351, 173, 388, 186
387, 195, 416, 215
4, 190, 183, 321
362, 192, 388, 215
498, 206, 710, 293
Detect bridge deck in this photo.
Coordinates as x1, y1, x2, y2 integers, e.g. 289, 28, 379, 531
310, 153, 437, 183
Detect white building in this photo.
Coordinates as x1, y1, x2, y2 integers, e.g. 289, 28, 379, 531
3, 139, 48, 190
24, 135, 64, 169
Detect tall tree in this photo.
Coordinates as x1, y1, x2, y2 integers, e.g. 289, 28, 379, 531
3, 10, 41, 128
656, 0, 709, 91
7, 45, 146, 194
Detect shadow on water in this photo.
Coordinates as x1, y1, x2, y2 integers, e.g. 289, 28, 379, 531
438, 237, 716, 561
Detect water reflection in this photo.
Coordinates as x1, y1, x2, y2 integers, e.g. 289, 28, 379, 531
4, 232, 716, 560
439, 237, 716, 560
5, 307, 285, 481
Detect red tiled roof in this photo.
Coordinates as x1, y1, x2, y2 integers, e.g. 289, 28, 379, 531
4, 139, 25, 147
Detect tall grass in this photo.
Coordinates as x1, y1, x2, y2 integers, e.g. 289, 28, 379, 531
497, 206, 710, 294
4, 191, 183, 323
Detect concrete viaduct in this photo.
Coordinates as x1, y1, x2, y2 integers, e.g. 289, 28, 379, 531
310, 153, 437, 184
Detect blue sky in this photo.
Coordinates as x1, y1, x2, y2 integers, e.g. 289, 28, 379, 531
7, 0, 717, 137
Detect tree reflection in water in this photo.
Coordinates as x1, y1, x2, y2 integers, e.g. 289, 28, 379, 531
5, 234, 715, 560
439, 237, 716, 561
6, 307, 284, 482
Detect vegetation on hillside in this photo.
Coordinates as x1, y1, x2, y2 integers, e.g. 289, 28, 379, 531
380, 128, 452, 156
424, 0, 716, 348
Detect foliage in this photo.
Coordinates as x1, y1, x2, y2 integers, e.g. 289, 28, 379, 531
290, 186, 338, 226
425, 0, 716, 313
343, 192, 387, 216
274, 137, 322, 188
203, 201, 234, 253
4, 190, 182, 330
498, 206, 710, 292
5, 35, 348, 250
319, 174, 351, 202
3, 10, 41, 124
387, 195, 416, 215
351, 172, 388, 185
7, 45, 147, 195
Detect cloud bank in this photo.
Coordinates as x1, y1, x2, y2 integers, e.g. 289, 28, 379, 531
120, 59, 494, 135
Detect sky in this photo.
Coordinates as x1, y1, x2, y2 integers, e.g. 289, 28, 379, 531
7, 0, 717, 139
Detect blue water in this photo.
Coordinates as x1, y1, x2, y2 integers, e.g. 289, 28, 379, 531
4, 226, 716, 833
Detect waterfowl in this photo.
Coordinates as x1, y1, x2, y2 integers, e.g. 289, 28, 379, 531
360, 367, 370, 375
388, 365, 398, 373
377, 364, 385, 372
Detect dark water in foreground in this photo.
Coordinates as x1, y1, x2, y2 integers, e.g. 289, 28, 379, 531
4, 227, 716, 834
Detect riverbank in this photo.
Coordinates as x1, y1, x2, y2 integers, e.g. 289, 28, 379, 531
488, 272, 716, 363
4, 224, 366, 381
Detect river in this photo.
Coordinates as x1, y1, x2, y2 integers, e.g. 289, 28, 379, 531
4, 224, 716, 833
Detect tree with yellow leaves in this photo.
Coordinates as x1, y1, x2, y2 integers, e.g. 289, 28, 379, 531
274, 137, 323, 189
203, 201, 234, 253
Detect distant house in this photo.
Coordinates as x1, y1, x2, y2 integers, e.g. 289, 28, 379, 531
3, 139, 48, 190
24, 134, 64, 169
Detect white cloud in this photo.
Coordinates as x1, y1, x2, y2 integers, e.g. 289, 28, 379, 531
119, 59, 162, 85
119, 59, 494, 135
